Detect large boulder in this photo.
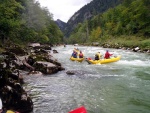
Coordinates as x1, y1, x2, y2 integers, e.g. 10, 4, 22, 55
33, 61, 62, 74
92, 42, 99, 46
28, 43, 40, 47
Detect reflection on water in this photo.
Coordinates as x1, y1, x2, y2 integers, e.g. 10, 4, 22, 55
24, 45, 150, 113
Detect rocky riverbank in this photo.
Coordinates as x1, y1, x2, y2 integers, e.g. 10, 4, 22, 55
89, 42, 150, 54
0, 42, 65, 113
101, 43, 150, 53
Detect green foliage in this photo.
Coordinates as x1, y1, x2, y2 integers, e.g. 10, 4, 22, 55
65, 0, 123, 37
67, 21, 89, 44
140, 39, 150, 49
100, 0, 150, 36
0, 0, 63, 45
67, 0, 150, 50
103, 35, 150, 49
0, 0, 23, 41
89, 27, 102, 42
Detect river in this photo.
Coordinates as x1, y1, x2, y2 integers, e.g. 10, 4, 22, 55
24, 45, 150, 113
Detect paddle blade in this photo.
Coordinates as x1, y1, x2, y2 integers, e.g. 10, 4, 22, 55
68, 106, 87, 113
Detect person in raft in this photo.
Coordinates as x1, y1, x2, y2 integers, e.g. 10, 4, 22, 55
95, 52, 102, 60
71, 50, 77, 58
104, 50, 113, 59
79, 51, 84, 58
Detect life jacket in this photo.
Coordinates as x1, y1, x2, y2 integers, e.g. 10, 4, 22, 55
72, 52, 77, 58
95, 53, 102, 60
79, 53, 83, 58
104, 52, 112, 59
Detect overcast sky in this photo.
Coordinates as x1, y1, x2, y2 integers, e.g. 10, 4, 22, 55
36, 0, 93, 22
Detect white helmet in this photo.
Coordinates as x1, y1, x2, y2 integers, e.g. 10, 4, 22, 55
0, 98, 2, 109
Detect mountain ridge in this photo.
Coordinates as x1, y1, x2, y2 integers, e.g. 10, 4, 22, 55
56, 0, 123, 37
55, 19, 67, 33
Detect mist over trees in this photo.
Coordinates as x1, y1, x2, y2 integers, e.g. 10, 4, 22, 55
0, 0, 63, 45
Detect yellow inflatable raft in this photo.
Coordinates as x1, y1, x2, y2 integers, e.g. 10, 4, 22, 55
70, 57, 84, 62
86, 55, 121, 64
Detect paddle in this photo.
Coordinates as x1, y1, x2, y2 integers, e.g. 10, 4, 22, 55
68, 106, 87, 113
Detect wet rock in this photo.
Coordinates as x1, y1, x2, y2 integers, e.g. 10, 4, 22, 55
133, 47, 140, 52
33, 61, 60, 74
66, 70, 90, 78
0, 68, 33, 113
5, 47, 27, 56
58, 66, 65, 71
66, 71, 75, 75
92, 42, 99, 46
74, 44, 78, 46
122, 47, 127, 50
28, 43, 40, 47
2, 52, 18, 61
53, 49, 58, 53
29, 43, 52, 51
28, 71, 43, 76
25, 53, 65, 74
17, 93, 33, 113
26, 56, 36, 66
0, 44, 64, 113
45, 57, 61, 66
11, 60, 25, 70
34, 49, 50, 54
41, 45, 51, 50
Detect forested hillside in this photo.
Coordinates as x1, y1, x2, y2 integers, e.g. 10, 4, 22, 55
65, 0, 123, 37
68, 0, 150, 50
0, 0, 63, 45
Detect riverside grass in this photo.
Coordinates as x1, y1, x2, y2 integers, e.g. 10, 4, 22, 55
83, 35, 150, 50
101, 35, 150, 50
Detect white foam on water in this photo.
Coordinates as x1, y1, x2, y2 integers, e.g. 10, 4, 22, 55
116, 59, 150, 67
86, 73, 124, 79
62, 49, 73, 54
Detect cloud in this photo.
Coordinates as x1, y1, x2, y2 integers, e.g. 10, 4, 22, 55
36, 0, 92, 22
